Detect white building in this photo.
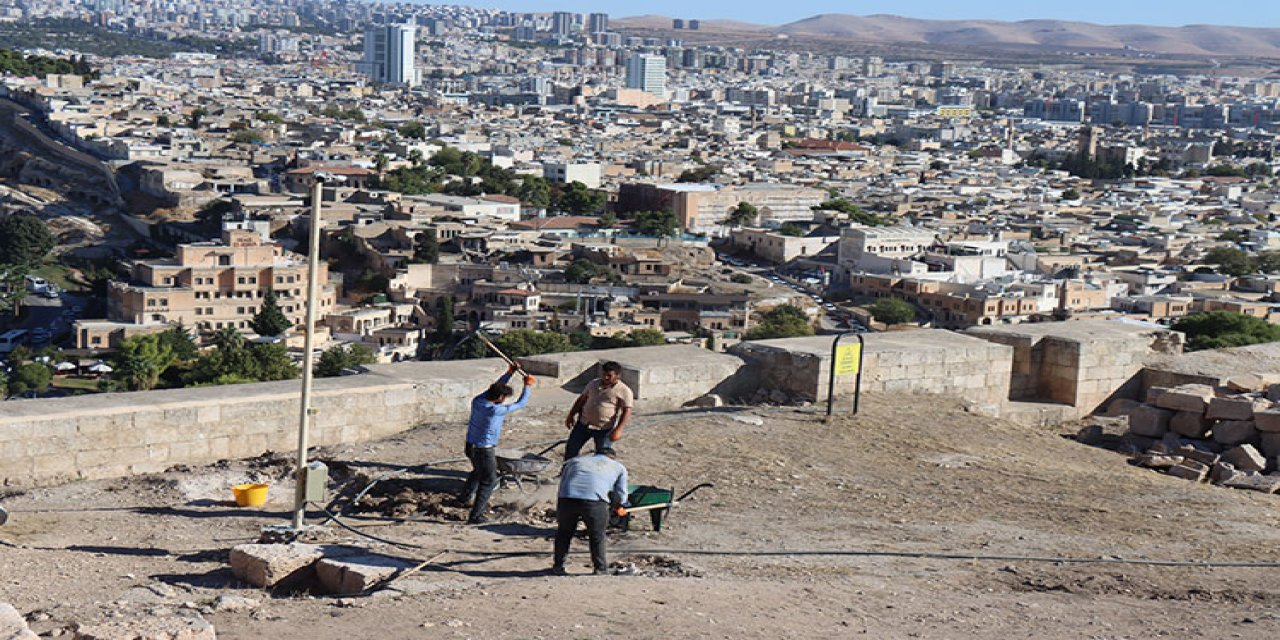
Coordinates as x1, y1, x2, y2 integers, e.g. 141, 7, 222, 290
626, 54, 667, 98
362, 24, 417, 86
543, 162, 602, 189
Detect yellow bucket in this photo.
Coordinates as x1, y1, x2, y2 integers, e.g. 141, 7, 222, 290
232, 483, 269, 507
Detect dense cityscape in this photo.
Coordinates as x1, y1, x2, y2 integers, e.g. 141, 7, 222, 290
0, 0, 1276, 394
3, 2, 1280, 637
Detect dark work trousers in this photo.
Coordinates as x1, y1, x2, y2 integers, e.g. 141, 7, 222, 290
553, 497, 610, 571
461, 443, 497, 522
563, 421, 612, 460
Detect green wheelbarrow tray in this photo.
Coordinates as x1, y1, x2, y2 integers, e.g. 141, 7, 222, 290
613, 483, 713, 532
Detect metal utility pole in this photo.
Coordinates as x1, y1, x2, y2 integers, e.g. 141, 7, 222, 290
291, 174, 327, 531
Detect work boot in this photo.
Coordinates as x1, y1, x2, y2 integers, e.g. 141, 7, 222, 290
467, 515, 490, 525
592, 567, 610, 576
548, 565, 567, 576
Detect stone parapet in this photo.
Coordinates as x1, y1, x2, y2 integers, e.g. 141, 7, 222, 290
728, 330, 1013, 406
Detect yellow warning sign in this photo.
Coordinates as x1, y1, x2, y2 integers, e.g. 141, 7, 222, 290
834, 343, 861, 376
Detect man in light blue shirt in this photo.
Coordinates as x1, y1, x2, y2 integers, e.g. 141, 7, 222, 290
460, 364, 534, 524
552, 447, 628, 575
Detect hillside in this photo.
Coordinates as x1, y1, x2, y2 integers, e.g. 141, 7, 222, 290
1, 396, 1278, 638
618, 13, 1280, 57
777, 14, 1280, 57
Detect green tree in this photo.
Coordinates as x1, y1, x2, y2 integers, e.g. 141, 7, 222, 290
315, 343, 377, 377
676, 164, 718, 183
730, 273, 754, 284
157, 325, 199, 362
8, 362, 51, 396
0, 213, 56, 266
868, 297, 916, 325
1203, 247, 1256, 277
250, 290, 292, 337
625, 328, 667, 346
598, 211, 618, 229
745, 305, 814, 340
411, 229, 440, 264
515, 176, 553, 209
434, 297, 455, 342
564, 259, 619, 284
1173, 311, 1280, 352
557, 181, 605, 215
186, 328, 297, 385
812, 199, 892, 226
491, 330, 572, 358
1061, 188, 1081, 200
187, 107, 208, 129
230, 130, 265, 144
634, 210, 679, 242
1217, 230, 1248, 243
398, 121, 427, 139
373, 152, 389, 175
779, 223, 805, 237
156, 114, 171, 127
110, 333, 175, 391
408, 149, 425, 166
195, 199, 234, 234
723, 201, 759, 227
1256, 251, 1280, 274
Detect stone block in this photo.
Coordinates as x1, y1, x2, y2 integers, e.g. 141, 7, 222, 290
688, 394, 725, 408
230, 543, 324, 589
1261, 433, 1280, 458
1132, 453, 1182, 469
1220, 473, 1280, 494
1268, 384, 1280, 402
0, 602, 38, 640
1153, 384, 1214, 414
1145, 386, 1169, 405
1206, 397, 1265, 421
315, 554, 416, 595
1255, 409, 1280, 433
1175, 444, 1220, 466
1224, 373, 1277, 393
1222, 444, 1267, 473
1209, 461, 1243, 485
1169, 411, 1213, 438
1211, 421, 1258, 447
1166, 460, 1208, 482
1127, 405, 1172, 438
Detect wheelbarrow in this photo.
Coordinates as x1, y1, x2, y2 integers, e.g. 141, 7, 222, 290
495, 440, 565, 492
612, 483, 713, 532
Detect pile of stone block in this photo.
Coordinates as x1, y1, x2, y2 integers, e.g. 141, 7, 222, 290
1125, 380, 1280, 494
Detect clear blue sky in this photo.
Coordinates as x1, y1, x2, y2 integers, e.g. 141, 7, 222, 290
470, 1, 1279, 28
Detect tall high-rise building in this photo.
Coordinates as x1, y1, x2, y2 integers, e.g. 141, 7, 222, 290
626, 53, 667, 98
588, 12, 608, 33
551, 11, 575, 35
362, 23, 417, 86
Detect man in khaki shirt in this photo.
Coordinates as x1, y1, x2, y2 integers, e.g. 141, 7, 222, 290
563, 361, 634, 459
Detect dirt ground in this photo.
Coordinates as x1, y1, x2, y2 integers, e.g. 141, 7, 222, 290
2, 394, 1279, 639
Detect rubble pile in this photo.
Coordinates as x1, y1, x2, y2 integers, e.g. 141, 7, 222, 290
1124, 380, 1280, 493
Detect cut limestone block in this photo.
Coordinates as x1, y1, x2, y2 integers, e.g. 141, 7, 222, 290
315, 554, 416, 595
1220, 473, 1280, 494
1154, 384, 1214, 414
1175, 444, 1220, 466
1261, 433, 1280, 458
1132, 453, 1182, 470
1209, 461, 1243, 485
0, 603, 38, 640
1223, 373, 1280, 393
1169, 411, 1213, 438
1222, 445, 1267, 473
1255, 409, 1280, 433
73, 614, 216, 640
1166, 460, 1208, 482
1206, 397, 1266, 421
1127, 405, 1173, 438
230, 543, 324, 589
1212, 421, 1258, 447
1145, 387, 1169, 405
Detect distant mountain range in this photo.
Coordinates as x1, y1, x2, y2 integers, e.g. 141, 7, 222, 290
615, 13, 1280, 58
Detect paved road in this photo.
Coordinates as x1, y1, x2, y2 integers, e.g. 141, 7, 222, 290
12, 292, 87, 347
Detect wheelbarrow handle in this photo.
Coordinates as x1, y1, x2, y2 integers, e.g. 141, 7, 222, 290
675, 483, 714, 502
536, 439, 568, 457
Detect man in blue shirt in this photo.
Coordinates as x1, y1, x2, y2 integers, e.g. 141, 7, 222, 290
551, 447, 628, 575
460, 364, 534, 524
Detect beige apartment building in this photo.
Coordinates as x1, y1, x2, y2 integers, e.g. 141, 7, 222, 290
78, 230, 335, 348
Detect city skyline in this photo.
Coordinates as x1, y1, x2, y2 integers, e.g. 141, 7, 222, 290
466, 0, 1279, 29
